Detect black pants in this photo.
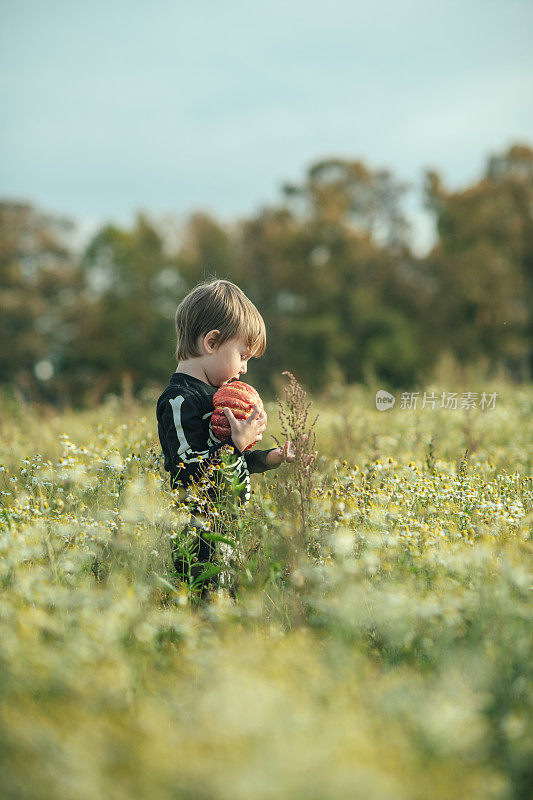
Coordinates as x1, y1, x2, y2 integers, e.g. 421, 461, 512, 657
170, 514, 221, 596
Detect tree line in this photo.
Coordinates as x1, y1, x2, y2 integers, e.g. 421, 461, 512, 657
1, 142, 531, 409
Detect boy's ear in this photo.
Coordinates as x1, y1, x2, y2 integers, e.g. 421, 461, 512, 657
204, 329, 221, 353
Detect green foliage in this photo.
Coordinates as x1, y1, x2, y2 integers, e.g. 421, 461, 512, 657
2, 143, 532, 408
423, 143, 533, 379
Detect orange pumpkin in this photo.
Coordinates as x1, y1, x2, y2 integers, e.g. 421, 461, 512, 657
211, 381, 264, 451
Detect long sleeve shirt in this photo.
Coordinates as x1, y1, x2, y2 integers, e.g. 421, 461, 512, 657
156, 372, 278, 513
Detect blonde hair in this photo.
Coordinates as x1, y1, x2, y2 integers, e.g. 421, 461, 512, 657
174, 278, 266, 362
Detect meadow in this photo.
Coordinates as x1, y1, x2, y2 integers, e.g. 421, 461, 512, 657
0, 374, 531, 800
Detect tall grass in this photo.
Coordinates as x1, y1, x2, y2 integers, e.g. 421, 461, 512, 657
0, 376, 531, 799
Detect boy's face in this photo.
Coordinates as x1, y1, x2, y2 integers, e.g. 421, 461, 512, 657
205, 333, 253, 387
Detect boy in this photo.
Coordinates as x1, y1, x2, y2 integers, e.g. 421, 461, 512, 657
156, 278, 316, 598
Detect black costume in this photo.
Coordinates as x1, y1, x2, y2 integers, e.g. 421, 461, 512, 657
156, 372, 278, 594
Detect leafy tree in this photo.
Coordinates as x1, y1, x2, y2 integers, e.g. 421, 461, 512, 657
283, 157, 411, 251
0, 201, 80, 404
423, 143, 532, 380
70, 212, 183, 405
3, 145, 530, 409
175, 212, 237, 285
231, 158, 423, 393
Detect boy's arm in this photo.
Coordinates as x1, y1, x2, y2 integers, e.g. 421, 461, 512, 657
242, 448, 280, 474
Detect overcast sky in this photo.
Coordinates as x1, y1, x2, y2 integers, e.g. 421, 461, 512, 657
1, 0, 532, 255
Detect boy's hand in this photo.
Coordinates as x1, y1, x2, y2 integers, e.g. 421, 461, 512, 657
223, 403, 267, 453
266, 434, 318, 467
